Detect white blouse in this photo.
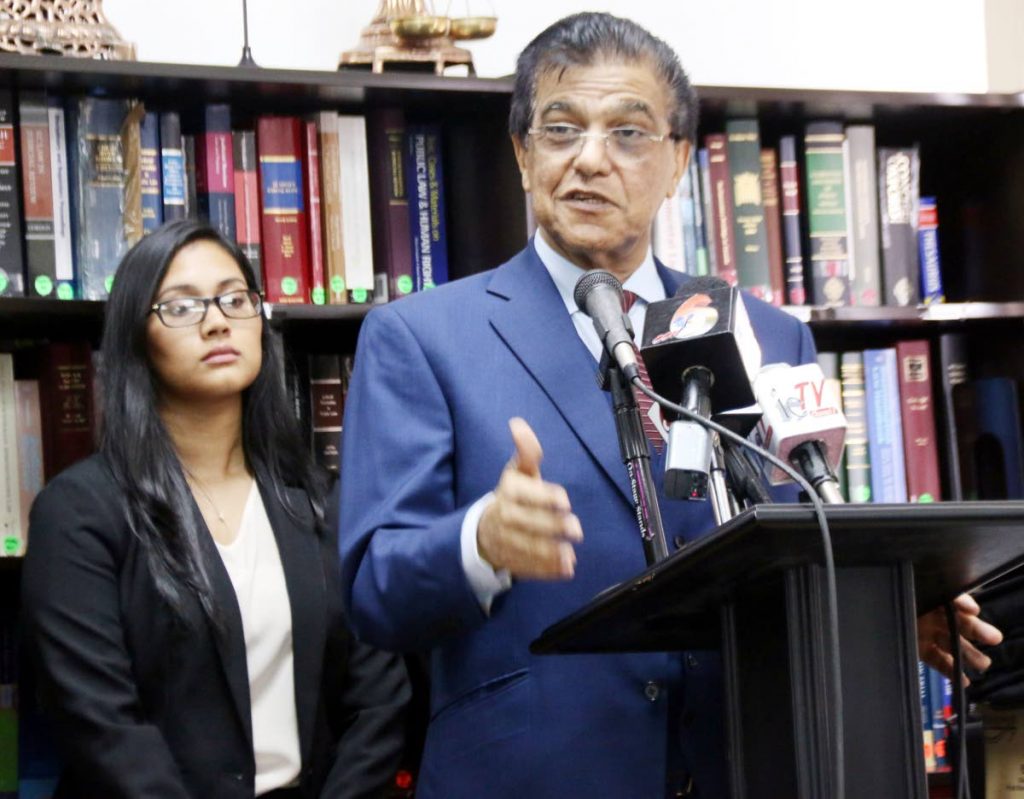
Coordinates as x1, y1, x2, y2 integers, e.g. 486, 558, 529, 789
214, 483, 302, 795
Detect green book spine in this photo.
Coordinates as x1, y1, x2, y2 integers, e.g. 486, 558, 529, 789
725, 119, 773, 302
804, 122, 850, 306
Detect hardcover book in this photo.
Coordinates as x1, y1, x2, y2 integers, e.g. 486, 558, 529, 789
336, 115, 374, 304
256, 116, 310, 304
404, 124, 450, 292
759, 147, 785, 306
704, 133, 737, 286
19, 94, 58, 298
193, 104, 236, 241
308, 354, 343, 473
840, 350, 871, 502
863, 347, 907, 503
725, 119, 772, 301
14, 379, 42, 555
303, 119, 326, 305
368, 109, 414, 302
878, 146, 921, 307
0, 354, 19, 557
697, 147, 720, 278
844, 125, 881, 306
778, 135, 806, 305
895, 340, 942, 503
803, 122, 850, 306
66, 97, 133, 300
232, 130, 262, 291
316, 112, 347, 304
159, 111, 186, 221
0, 89, 24, 297
47, 101, 74, 297
917, 197, 944, 304
139, 111, 163, 235
38, 341, 95, 482
937, 333, 968, 500
953, 377, 1024, 500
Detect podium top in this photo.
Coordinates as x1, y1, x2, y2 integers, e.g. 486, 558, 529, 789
532, 501, 1024, 655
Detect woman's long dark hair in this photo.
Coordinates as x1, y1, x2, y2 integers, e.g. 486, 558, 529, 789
100, 219, 327, 624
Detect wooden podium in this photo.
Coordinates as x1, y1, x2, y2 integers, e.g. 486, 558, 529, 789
532, 502, 1024, 798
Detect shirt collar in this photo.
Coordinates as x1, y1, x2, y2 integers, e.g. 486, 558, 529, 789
533, 232, 667, 316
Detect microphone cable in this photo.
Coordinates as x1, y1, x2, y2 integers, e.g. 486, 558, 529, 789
632, 376, 845, 799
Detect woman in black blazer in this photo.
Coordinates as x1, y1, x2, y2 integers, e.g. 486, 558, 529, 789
21, 220, 409, 798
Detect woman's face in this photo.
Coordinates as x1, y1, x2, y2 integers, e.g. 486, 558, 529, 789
146, 240, 263, 407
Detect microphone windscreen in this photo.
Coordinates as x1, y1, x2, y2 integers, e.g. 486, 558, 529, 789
574, 270, 622, 313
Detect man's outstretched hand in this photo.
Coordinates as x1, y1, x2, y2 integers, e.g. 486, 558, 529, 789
918, 593, 1003, 685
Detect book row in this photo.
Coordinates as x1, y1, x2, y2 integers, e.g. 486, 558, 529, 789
818, 334, 1023, 505
0, 92, 449, 306
654, 120, 943, 309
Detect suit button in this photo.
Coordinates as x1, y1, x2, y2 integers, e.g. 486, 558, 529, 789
685, 653, 699, 669
673, 535, 685, 550
232, 773, 243, 782
644, 680, 661, 702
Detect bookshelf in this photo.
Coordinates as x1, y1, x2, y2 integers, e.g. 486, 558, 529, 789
0, 52, 1023, 796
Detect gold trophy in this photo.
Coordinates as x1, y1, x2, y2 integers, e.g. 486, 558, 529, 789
0, 0, 135, 59
340, 0, 496, 75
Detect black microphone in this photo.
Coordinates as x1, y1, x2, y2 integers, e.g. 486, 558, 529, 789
641, 276, 762, 500
574, 271, 640, 382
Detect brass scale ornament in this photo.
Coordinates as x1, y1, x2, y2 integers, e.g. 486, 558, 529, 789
0, 0, 135, 60
340, 0, 496, 75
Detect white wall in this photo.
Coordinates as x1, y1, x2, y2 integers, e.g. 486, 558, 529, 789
103, 0, 992, 92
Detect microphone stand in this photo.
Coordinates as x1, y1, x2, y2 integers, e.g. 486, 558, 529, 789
599, 354, 669, 566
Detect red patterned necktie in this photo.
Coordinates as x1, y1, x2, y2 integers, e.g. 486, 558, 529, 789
621, 290, 664, 452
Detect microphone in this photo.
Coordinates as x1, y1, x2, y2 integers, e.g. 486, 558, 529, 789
573, 271, 639, 382
750, 362, 847, 504
641, 276, 762, 413
642, 276, 763, 501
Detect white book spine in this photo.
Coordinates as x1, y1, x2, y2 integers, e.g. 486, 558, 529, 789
0, 355, 22, 556
337, 115, 375, 295
48, 105, 74, 282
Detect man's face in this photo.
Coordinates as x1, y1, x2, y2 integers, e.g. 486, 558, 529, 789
512, 57, 690, 278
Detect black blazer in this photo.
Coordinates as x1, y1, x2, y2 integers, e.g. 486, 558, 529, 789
20, 453, 409, 799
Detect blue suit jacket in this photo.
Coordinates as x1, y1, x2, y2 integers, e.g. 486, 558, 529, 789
339, 244, 816, 798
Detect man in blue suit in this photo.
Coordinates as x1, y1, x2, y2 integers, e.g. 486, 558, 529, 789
339, 12, 998, 798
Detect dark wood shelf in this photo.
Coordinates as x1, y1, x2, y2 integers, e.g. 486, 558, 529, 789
784, 302, 1024, 327
0, 53, 514, 116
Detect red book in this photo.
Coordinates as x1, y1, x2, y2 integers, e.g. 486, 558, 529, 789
193, 104, 236, 241
896, 339, 942, 503
303, 120, 326, 305
759, 148, 785, 307
256, 116, 310, 304
704, 133, 737, 287
38, 341, 95, 481
368, 108, 414, 301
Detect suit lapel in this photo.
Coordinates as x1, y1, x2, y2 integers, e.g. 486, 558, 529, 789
257, 478, 326, 770
193, 500, 254, 748
487, 247, 633, 504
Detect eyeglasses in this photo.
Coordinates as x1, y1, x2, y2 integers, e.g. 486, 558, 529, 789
150, 289, 263, 328
527, 124, 670, 161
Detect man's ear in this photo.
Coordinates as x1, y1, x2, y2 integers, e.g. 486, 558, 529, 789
668, 139, 692, 198
512, 134, 532, 193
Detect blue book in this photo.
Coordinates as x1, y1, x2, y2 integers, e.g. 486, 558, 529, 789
404, 125, 448, 291
917, 661, 936, 771
927, 667, 951, 770
917, 196, 944, 305
140, 112, 163, 235
159, 111, 186, 221
863, 348, 908, 502
66, 97, 132, 300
